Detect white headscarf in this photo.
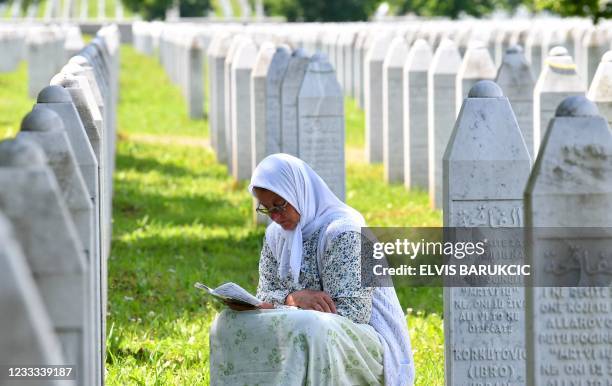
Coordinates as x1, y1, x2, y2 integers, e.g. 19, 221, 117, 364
248, 153, 364, 284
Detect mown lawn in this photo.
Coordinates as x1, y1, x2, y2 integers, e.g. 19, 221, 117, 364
0, 43, 444, 385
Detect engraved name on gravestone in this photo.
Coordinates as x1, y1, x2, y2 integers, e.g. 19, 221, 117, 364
525, 96, 612, 386
444, 81, 531, 386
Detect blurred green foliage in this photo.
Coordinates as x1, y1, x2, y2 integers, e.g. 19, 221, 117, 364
121, 0, 212, 20
264, 0, 379, 21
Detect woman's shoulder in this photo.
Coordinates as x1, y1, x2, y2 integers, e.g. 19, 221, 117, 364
323, 218, 362, 239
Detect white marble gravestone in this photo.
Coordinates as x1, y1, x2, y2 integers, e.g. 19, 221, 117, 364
186, 37, 204, 119
0, 31, 24, 72
352, 30, 368, 108
0, 212, 66, 373
540, 29, 567, 71
455, 40, 497, 116
297, 53, 345, 200
0, 138, 88, 386
27, 33, 60, 98
496, 45, 536, 157
588, 50, 612, 128
356, 30, 377, 109
231, 38, 258, 181
33, 85, 103, 385
50, 73, 108, 351
18, 107, 99, 386
525, 28, 544, 80
224, 35, 248, 172
280, 48, 309, 156
403, 39, 432, 191
581, 27, 608, 88
382, 36, 409, 183
525, 95, 612, 386
443, 80, 531, 386
63, 57, 110, 201
533, 46, 585, 155
364, 32, 392, 163
51, 68, 108, 241
19, 108, 94, 266
207, 32, 232, 164
251, 42, 291, 167
428, 38, 462, 209
339, 30, 357, 98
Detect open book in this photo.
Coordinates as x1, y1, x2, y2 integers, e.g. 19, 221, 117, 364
194, 282, 263, 308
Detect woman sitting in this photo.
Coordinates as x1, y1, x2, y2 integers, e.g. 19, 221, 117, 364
209, 153, 415, 385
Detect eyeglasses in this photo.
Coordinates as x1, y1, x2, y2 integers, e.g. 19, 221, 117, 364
256, 200, 289, 216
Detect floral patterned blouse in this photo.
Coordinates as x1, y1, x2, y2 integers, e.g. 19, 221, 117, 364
256, 227, 373, 324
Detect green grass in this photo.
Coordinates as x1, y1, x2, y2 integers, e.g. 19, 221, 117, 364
345, 97, 365, 147
0, 44, 443, 385
0, 61, 33, 139
118, 45, 208, 137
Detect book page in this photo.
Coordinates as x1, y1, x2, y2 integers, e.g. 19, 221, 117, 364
213, 282, 262, 306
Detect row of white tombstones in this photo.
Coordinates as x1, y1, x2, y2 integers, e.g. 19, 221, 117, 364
0, 25, 120, 386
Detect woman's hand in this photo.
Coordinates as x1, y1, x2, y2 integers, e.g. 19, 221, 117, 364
285, 289, 337, 313
223, 300, 275, 311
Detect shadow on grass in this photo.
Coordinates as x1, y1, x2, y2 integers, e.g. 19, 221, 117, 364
113, 186, 248, 228
115, 149, 226, 179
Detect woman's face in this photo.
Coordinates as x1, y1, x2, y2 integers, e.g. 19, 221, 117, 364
253, 188, 301, 231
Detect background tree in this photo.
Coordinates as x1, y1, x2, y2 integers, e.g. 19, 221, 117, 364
533, 0, 612, 24
180, 0, 212, 17
264, 0, 380, 21
388, 0, 525, 19
122, 0, 212, 20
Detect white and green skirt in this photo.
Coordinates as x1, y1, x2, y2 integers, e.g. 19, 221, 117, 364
209, 308, 384, 385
